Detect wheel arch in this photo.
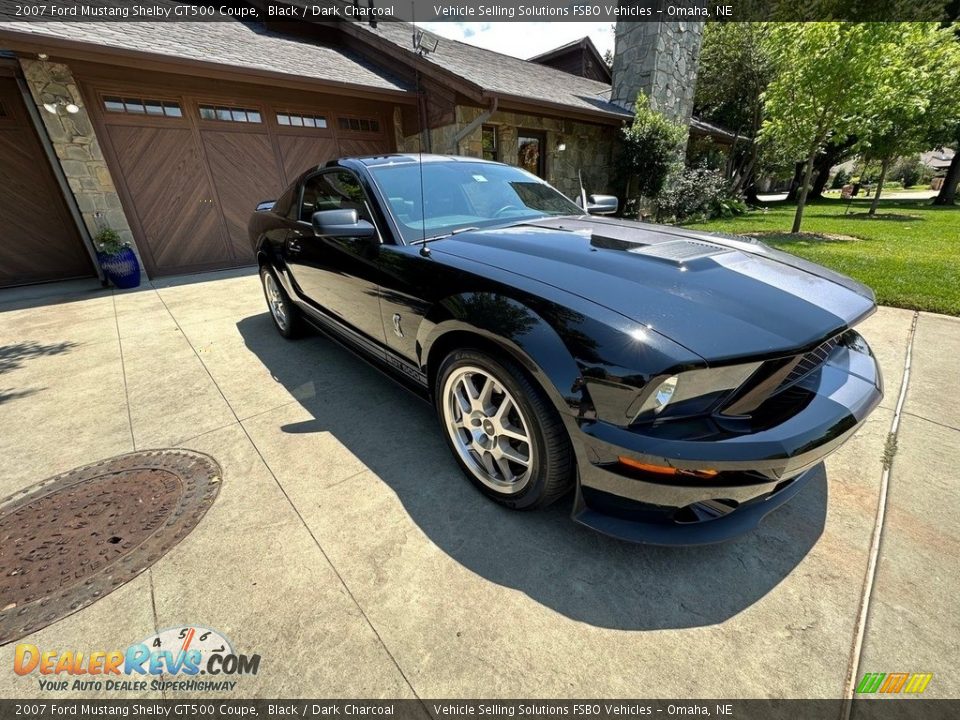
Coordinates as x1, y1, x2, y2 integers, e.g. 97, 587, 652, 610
419, 293, 586, 418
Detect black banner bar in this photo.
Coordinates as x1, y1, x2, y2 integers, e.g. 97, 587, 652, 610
0, 0, 956, 23
0, 700, 959, 720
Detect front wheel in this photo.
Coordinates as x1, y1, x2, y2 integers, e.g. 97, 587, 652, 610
435, 349, 574, 510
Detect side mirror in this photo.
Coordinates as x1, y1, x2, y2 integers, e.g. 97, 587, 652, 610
255, 199, 276, 212
311, 209, 376, 240
585, 194, 618, 216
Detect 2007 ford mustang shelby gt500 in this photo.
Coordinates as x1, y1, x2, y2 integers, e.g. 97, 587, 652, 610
249, 154, 882, 544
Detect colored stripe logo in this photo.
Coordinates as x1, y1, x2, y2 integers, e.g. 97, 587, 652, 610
856, 672, 933, 694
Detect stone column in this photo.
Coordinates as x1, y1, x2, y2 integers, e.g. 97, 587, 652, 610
19, 58, 142, 268
610, 21, 704, 124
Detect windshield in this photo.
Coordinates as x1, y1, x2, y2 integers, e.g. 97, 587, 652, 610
366, 161, 582, 243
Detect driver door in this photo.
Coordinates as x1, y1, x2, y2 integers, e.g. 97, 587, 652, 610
285, 169, 384, 344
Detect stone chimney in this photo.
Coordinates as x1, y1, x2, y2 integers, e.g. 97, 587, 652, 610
610, 21, 705, 124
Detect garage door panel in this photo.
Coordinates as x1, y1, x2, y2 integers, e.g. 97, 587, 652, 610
277, 135, 338, 184
0, 80, 92, 287
337, 138, 390, 158
105, 124, 231, 273
201, 130, 282, 263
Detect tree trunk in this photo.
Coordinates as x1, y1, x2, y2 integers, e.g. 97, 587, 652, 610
785, 161, 805, 203
934, 151, 960, 206
810, 153, 835, 200
792, 153, 816, 233
869, 157, 890, 216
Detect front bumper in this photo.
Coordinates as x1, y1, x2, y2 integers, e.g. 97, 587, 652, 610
570, 333, 883, 545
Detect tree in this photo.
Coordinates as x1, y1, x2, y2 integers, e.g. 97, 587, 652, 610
934, 136, 960, 205
760, 23, 898, 232
857, 23, 960, 214
694, 23, 775, 198
617, 93, 688, 212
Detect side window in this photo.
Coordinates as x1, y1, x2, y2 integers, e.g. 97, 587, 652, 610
298, 171, 373, 224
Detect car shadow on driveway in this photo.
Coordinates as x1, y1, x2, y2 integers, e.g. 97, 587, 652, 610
238, 313, 827, 631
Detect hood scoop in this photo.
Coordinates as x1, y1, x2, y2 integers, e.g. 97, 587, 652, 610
591, 233, 733, 266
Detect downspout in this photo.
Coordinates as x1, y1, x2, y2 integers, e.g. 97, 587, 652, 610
450, 96, 497, 155
15, 73, 105, 284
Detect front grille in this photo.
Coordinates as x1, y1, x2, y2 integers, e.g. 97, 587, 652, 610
775, 335, 841, 394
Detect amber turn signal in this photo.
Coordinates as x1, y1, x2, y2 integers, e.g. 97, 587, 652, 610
617, 456, 719, 478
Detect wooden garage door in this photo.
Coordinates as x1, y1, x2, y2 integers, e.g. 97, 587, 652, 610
0, 77, 93, 287
105, 122, 231, 274
90, 83, 394, 277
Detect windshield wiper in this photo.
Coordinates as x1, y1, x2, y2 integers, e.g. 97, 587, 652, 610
412, 226, 480, 245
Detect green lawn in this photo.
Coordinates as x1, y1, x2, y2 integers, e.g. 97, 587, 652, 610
683, 197, 960, 316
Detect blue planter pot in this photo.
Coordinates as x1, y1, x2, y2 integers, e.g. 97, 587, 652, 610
97, 247, 141, 289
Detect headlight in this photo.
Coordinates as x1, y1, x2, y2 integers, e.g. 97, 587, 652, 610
652, 375, 678, 413
630, 362, 762, 424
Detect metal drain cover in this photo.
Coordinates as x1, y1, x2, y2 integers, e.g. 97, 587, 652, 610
0, 450, 221, 645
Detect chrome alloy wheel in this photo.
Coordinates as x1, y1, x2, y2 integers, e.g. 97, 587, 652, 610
442, 366, 534, 494
263, 272, 288, 331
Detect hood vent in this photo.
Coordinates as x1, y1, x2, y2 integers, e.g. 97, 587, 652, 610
630, 239, 732, 265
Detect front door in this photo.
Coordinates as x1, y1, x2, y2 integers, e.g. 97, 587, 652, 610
286, 169, 384, 344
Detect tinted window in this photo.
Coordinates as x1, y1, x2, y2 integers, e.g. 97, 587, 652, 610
299, 171, 373, 224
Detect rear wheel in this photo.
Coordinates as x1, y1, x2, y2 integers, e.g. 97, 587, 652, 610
260, 265, 301, 339
436, 349, 574, 509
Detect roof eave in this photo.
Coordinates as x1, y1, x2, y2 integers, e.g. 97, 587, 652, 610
0, 27, 416, 103
488, 91, 629, 126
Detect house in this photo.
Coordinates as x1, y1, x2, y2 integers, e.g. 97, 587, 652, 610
0, 2, 704, 286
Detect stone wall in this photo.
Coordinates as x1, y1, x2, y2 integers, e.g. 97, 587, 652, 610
610, 21, 704, 124
396, 105, 616, 199
20, 59, 140, 264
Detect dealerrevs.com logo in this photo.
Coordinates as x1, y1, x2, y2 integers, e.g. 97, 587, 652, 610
13, 626, 260, 693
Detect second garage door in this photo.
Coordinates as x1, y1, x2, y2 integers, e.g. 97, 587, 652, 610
88, 82, 395, 277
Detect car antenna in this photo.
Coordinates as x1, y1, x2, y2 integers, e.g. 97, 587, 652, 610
412, 5, 430, 257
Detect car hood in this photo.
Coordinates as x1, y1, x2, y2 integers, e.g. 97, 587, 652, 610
432, 216, 876, 363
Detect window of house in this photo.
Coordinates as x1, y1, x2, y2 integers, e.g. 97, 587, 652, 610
337, 116, 380, 133
482, 125, 498, 162
518, 131, 545, 178
198, 105, 262, 123
103, 96, 182, 117
298, 170, 374, 224
277, 111, 328, 129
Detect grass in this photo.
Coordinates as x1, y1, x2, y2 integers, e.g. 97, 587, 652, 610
683, 197, 960, 316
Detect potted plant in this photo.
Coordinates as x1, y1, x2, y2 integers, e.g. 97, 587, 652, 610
94, 226, 141, 289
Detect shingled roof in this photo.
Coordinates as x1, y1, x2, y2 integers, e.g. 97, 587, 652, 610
353, 21, 630, 121
0, 2, 410, 95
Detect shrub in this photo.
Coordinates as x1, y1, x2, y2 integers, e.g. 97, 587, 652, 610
889, 156, 933, 188
617, 93, 688, 204
831, 168, 850, 189
657, 166, 747, 223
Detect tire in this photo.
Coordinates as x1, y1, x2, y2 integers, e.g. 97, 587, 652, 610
435, 348, 574, 510
260, 265, 302, 339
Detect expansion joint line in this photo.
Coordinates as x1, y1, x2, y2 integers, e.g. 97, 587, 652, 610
841, 311, 918, 720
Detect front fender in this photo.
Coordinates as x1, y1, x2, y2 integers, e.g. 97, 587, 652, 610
418, 292, 703, 425
420, 293, 585, 416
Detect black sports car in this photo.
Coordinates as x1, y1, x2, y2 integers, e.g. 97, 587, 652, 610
249, 154, 882, 545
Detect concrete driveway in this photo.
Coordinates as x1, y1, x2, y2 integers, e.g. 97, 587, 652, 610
0, 269, 957, 700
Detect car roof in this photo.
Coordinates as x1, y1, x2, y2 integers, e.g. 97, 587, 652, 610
329, 154, 505, 169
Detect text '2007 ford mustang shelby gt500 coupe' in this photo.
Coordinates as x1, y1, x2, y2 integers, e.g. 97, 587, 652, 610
249, 154, 882, 545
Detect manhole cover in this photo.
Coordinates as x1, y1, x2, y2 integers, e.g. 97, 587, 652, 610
0, 450, 221, 645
